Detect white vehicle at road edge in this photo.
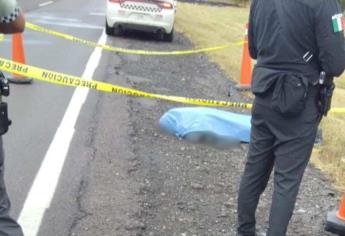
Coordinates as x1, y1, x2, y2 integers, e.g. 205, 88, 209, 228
106, 0, 176, 41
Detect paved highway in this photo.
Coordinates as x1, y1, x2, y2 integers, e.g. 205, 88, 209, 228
1, 0, 108, 235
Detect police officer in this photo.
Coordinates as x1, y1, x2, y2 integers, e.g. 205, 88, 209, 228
237, 0, 345, 235
0, 0, 25, 235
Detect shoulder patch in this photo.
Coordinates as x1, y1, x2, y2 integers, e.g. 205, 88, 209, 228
332, 13, 344, 32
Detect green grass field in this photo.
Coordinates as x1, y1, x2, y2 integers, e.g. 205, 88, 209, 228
175, 2, 345, 190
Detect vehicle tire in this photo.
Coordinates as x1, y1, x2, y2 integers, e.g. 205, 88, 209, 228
113, 26, 122, 36
105, 19, 114, 36
163, 28, 174, 42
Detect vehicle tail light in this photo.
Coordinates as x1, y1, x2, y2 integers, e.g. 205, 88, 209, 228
109, 0, 121, 3
157, 1, 173, 9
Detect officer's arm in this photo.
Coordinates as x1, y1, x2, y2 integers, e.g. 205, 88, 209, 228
248, 0, 257, 59
315, 0, 345, 77
0, 0, 25, 34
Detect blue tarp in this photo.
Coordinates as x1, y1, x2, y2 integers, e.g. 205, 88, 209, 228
159, 107, 251, 148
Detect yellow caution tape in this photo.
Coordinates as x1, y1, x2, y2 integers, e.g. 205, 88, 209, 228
26, 22, 244, 56
1, 57, 344, 113
0, 57, 252, 109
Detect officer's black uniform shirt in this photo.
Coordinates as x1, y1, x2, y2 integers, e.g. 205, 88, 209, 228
249, 0, 345, 94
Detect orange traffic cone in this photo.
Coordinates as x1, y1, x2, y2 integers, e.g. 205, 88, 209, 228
325, 192, 345, 235
236, 24, 252, 91
337, 193, 345, 220
8, 33, 32, 84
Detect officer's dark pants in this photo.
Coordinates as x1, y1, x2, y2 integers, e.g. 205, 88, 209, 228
237, 87, 320, 236
0, 138, 24, 236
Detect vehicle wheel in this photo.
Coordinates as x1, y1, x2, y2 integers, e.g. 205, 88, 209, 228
105, 20, 114, 36
113, 26, 122, 36
163, 28, 174, 42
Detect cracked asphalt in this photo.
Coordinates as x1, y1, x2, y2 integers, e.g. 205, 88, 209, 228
61, 29, 342, 236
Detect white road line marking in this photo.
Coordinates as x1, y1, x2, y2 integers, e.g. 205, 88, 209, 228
18, 30, 107, 236
38, 1, 54, 7
27, 15, 81, 22
34, 20, 104, 29
89, 12, 106, 16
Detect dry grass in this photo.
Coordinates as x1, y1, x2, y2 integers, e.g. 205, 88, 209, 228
175, 3, 248, 81
313, 75, 345, 190
312, 114, 345, 190
202, 0, 249, 7
175, 2, 345, 191
336, 75, 345, 89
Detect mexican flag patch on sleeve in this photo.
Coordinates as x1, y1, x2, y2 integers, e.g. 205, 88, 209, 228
332, 13, 344, 32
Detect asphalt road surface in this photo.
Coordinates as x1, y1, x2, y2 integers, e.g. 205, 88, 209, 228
0, 0, 342, 235
2, 0, 106, 235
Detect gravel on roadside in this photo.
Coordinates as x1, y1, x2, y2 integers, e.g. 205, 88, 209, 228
71, 30, 340, 236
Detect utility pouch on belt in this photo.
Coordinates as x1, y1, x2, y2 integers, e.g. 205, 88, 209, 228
0, 102, 10, 135
0, 72, 11, 135
318, 72, 335, 117
271, 74, 309, 117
